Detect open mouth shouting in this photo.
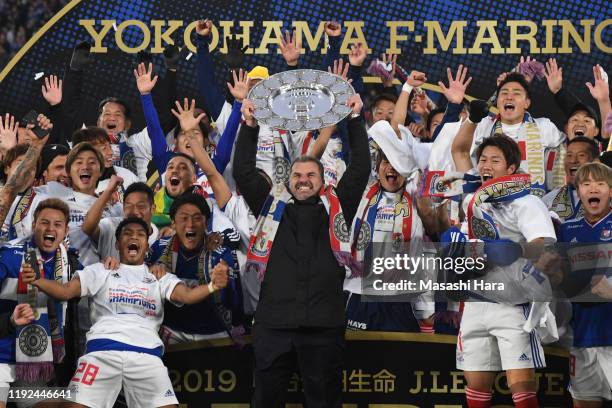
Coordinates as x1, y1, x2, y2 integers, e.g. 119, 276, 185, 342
587, 196, 602, 209
184, 230, 197, 243
502, 102, 515, 114
79, 170, 93, 185
569, 166, 579, 177
106, 123, 117, 131
296, 182, 313, 193
127, 242, 140, 256
481, 171, 493, 182
572, 126, 586, 137
43, 234, 56, 245
169, 176, 181, 187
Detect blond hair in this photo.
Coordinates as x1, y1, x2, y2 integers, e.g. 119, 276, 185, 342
573, 162, 612, 189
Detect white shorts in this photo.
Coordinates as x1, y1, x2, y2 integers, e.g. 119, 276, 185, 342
69, 350, 178, 408
159, 325, 227, 345
569, 346, 612, 401
0, 364, 15, 403
457, 302, 546, 371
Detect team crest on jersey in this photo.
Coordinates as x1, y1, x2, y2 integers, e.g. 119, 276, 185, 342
601, 229, 611, 240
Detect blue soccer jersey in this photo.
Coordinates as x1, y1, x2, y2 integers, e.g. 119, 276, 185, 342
559, 210, 612, 348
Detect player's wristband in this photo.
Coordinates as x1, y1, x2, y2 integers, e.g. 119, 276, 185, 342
402, 83, 414, 94
207, 282, 217, 294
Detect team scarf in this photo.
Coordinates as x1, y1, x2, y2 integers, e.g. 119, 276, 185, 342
158, 236, 244, 343
545, 143, 566, 192
422, 170, 481, 199
550, 184, 583, 221
273, 130, 292, 184
491, 113, 546, 197
350, 182, 413, 277
466, 174, 532, 239
2, 187, 36, 241
245, 183, 352, 281
15, 241, 69, 382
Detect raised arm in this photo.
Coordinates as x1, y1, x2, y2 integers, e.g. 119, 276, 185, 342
391, 70, 427, 134
432, 65, 472, 142
336, 95, 371, 225
0, 117, 50, 226
452, 100, 489, 172
586, 64, 611, 139
232, 100, 271, 216
22, 263, 81, 301
82, 175, 123, 243
170, 260, 229, 304
196, 19, 227, 121
308, 125, 336, 159
134, 62, 172, 174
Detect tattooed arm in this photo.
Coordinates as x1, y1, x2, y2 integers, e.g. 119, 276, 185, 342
0, 115, 50, 227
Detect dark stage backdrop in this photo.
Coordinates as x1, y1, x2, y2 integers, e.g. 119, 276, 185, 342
0, 0, 609, 131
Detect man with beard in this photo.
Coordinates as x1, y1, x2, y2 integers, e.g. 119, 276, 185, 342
0, 114, 52, 243
21, 216, 229, 407
234, 94, 370, 407
542, 137, 599, 222
22, 142, 122, 266
157, 193, 243, 344
151, 153, 197, 229
0, 199, 81, 408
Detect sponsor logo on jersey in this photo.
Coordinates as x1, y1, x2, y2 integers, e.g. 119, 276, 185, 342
519, 353, 530, 362
347, 319, 367, 330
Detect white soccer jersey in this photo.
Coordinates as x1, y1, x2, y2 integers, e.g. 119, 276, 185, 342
122, 128, 153, 182
427, 120, 462, 172
97, 217, 160, 260
96, 166, 140, 199
19, 182, 123, 266
344, 191, 426, 295
77, 263, 183, 350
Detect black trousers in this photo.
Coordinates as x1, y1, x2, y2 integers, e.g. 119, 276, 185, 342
251, 325, 345, 408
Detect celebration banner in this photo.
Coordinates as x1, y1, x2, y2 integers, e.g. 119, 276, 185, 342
0, 0, 609, 128
164, 332, 573, 407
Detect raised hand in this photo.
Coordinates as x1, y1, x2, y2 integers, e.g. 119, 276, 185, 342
11, 304, 35, 326
380, 53, 397, 87
134, 62, 158, 95
406, 70, 427, 88
347, 94, 363, 115
211, 260, 229, 290
224, 34, 248, 69
41, 75, 63, 106
438, 65, 472, 104
348, 43, 367, 67
227, 69, 250, 102
408, 122, 427, 139
324, 21, 341, 37
241, 99, 257, 127
26, 114, 52, 149
279, 30, 301, 67
196, 19, 213, 37
329, 59, 350, 80
496, 71, 509, 87
586, 64, 610, 103
0, 113, 18, 153
544, 58, 563, 94
171, 98, 206, 131
105, 174, 124, 194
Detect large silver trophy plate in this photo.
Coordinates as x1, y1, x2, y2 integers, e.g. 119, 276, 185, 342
248, 69, 355, 132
